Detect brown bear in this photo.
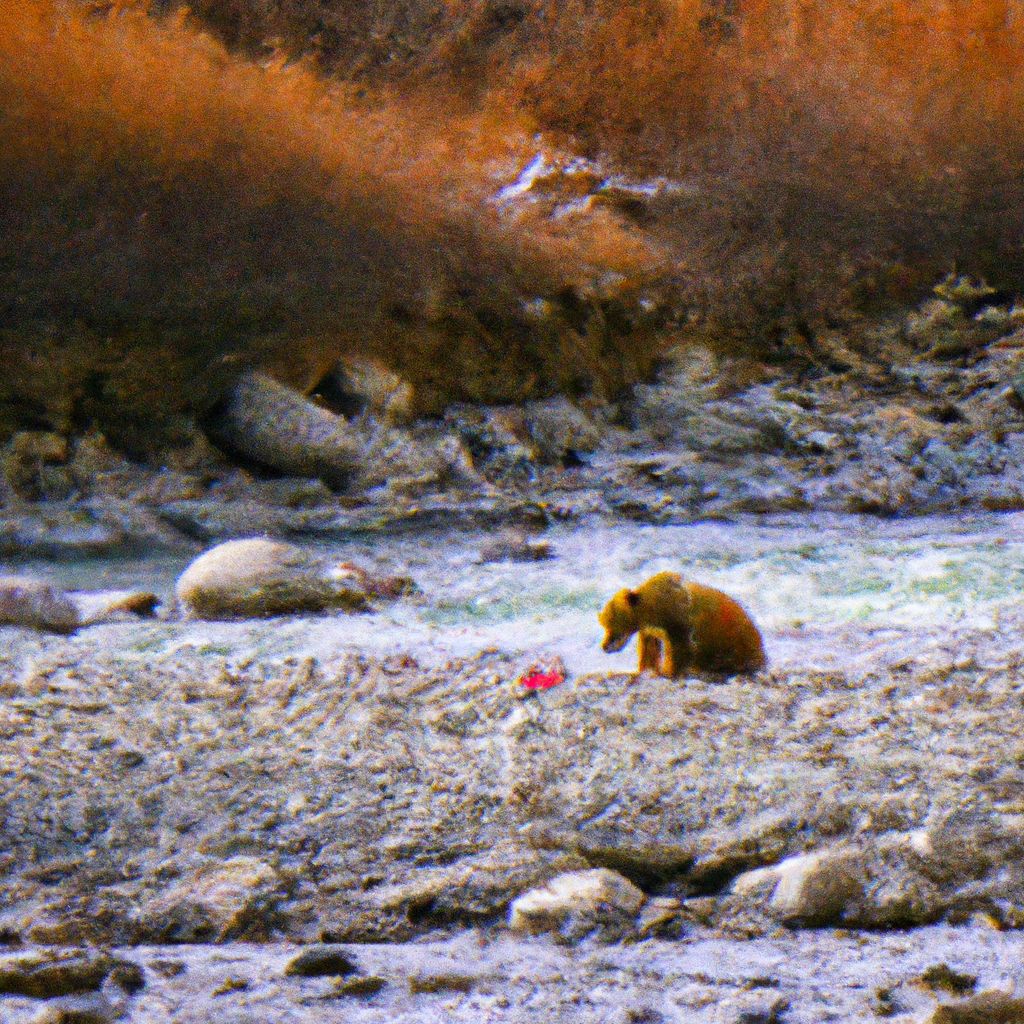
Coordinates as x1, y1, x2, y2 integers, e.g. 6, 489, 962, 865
598, 571, 766, 678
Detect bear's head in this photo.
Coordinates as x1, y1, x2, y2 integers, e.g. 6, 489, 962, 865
598, 587, 640, 653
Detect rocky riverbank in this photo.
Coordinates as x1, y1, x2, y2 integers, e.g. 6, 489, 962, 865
6, 287, 1024, 1019
4, 928, 1024, 1023
5, 280, 1024, 560
3, 605, 1024, 951
3, 511, 1024, 1023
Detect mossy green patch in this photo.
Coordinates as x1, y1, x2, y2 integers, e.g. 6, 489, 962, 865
195, 643, 234, 657
131, 633, 168, 654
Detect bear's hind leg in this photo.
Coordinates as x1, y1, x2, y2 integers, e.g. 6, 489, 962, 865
660, 644, 677, 678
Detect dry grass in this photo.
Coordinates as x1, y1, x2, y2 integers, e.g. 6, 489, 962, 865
5, 0, 1024, 451
508, 0, 1024, 342
161, 0, 1024, 345
0, 2, 665, 450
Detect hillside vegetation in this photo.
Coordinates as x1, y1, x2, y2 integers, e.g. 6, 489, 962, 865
2, 0, 1024, 449
160, 0, 1024, 329
0, 2, 659, 450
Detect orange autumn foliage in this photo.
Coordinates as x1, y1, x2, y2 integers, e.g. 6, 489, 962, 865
509, 0, 1024, 335
168, 0, 1024, 334
0, 2, 665, 447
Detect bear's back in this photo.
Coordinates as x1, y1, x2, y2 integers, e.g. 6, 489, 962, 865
682, 581, 765, 673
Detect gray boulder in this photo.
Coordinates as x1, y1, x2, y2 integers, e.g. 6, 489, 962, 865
0, 577, 80, 634
175, 538, 371, 619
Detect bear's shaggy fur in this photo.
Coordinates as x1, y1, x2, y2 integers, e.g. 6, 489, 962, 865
599, 571, 765, 678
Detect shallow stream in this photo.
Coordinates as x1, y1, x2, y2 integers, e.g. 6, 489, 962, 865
4, 512, 1024, 675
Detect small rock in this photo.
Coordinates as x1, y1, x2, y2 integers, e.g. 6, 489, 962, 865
478, 530, 553, 563
446, 406, 536, 480
732, 849, 863, 926
32, 993, 118, 1024
918, 964, 978, 996
356, 428, 479, 496
742, 977, 781, 991
676, 896, 719, 929
0, 952, 116, 998
284, 945, 359, 978
905, 298, 967, 346
211, 976, 249, 997
523, 397, 602, 466
175, 538, 371, 619
736, 997, 789, 1024
1008, 375, 1024, 411
636, 896, 684, 938
974, 304, 1024, 331
2, 431, 72, 501
802, 430, 841, 452
331, 976, 386, 997
407, 971, 479, 994
25, 920, 94, 948
147, 960, 185, 979
137, 856, 282, 941
320, 356, 415, 423
0, 577, 80, 634
617, 1009, 666, 1024
933, 273, 998, 311
106, 961, 145, 995
333, 562, 417, 600
928, 991, 1024, 1023
509, 868, 647, 943
874, 985, 902, 1017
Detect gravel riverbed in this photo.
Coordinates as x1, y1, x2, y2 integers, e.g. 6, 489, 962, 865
4, 927, 1024, 1023
3, 514, 1024, 1021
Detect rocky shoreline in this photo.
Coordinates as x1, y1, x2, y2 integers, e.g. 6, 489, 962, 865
6, 287, 1024, 1020
5, 282, 1024, 562
3, 609, 1024, 949
4, 600, 1024, 1020
4, 928, 1024, 1023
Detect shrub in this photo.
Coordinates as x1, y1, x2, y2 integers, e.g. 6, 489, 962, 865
158, 0, 1024, 345
0, 2, 663, 449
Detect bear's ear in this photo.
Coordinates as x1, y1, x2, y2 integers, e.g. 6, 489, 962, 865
625, 589, 640, 608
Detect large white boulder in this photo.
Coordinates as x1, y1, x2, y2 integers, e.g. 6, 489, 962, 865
509, 868, 647, 943
175, 538, 370, 619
